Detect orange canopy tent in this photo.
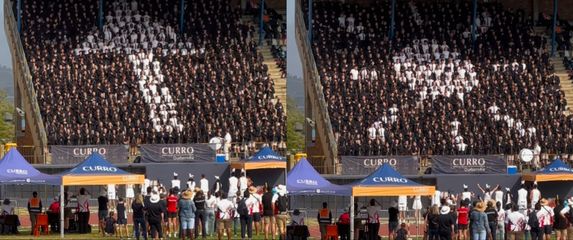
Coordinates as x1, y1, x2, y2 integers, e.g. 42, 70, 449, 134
229, 146, 286, 170
349, 163, 435, 240
58, 153, 144, 238
522, 159, 573, 182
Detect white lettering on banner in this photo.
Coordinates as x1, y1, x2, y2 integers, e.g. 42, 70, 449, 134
452, 158, 486, 166
548, 167, 573, 172
161, 147, 195, 155
363, 158, 398, 167
7, 169, 28, 175
296, 179, 318, 186
73, 147, 107, 156
82, 166, 118, 172
372, 177, 408, 183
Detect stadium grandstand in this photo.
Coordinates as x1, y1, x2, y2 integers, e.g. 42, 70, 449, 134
296, 0, 573, 173
6, 0, 286, 163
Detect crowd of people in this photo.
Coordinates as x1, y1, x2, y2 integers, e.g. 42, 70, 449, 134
19, 0, 285, 149
20, 169, 290, 240
309, 1, 573, 158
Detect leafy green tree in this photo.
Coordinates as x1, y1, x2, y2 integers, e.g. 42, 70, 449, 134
286, 98, 304, 154
0, 90, 15, 143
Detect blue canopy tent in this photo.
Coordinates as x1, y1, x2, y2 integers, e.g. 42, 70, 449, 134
287, 158, 350, 196
58, 153, 144, 238
0, 148, 60, 184
523, 159, 573, 182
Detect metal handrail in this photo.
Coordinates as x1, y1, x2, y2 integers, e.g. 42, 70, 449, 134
295, 1, 339, 173
4, 0, 48, 157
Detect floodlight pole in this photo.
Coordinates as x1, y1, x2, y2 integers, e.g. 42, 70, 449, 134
350, 196, 355, 240
259, 0, 265, 46
308, 0, 313, 43
551, 0, 558, 56
180, 0, 185, 34
471, 0, 477, 48
60, 185, 64, 238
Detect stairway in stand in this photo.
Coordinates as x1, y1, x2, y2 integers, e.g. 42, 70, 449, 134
241, 10, 287, 111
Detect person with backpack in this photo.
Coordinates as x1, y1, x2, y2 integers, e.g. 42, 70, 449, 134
528, 203, 542, 240
552, 196, 568, 240
537, 199, 554, 240
506, 204, 526, 240
273, 185, 288, 240
239, 190, 257, 240
484, 201, 498, 240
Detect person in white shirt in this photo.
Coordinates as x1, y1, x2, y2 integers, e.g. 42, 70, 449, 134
200, 174, 209, 195
171, 172, 181, 190
461, 184, 472, 202
530, 182, 541, 207
496, 201, 506, 240
478, 184, 498, 202
239, 171, 248, 197
506, 204, 526, 239
107, 184, 117, 209
228, 170, 239, 199
216, 192, 234, 240
433, 189, 442, 207
187, 174, 195, 191
205, 192, 217, 236
537, 199, 554, 240
248, 187, 263, 235
517, 182, 528, 211
494, 187, 504, 206
398, 195, 408, 221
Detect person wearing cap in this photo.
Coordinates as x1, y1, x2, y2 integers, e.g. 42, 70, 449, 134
537, 198, 554, 240
98, 190, 110, 236
317, 202, 332, 239
438, 204, 456, 240
478, 184, 499, 202
178, 190, 197, 240
200, 174, 209, 195
187, 174, 196, 191
147, 192, 166, 239
48, 197, 60, 233
517, 182, 528, 211
470, 202, 491, 240
172, 172, 181, 190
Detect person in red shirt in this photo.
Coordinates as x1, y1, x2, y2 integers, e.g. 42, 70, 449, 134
458, 201, 470, 240
337, 209, 351, 240
48, 197, 61, 233
166, 189, 179, 238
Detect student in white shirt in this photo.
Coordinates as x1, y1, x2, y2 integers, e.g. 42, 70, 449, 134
200, 174, 209, 195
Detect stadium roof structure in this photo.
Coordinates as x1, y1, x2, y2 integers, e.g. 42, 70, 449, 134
522, 159, 573, 182
58, 152, 144, 185
0, 148, 60, 185
230, 146, 286, 170
287, 158, 351, 196
351, 163, 435, 196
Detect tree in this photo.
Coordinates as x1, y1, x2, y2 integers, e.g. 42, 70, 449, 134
286, 98, 304, 155
0, 90, 15, 143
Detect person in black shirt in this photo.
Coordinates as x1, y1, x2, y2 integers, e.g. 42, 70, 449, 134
438, 206, 455, 240
484, 201, 498, 240
116, 197, 128, 239
194, 189, 207, 239
132, 194, 147, 240
147, 193, 166, 240
98, 191, 109, 236
388, 202, 400, 240
261, 185, 275, 240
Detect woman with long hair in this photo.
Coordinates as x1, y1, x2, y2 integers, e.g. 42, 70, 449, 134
132, 194, 147, 240
470, 201, 491, 240
426, 204, 440, 240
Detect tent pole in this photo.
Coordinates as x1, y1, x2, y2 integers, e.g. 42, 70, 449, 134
350, 196, 354, 240
60, 184, 64, 239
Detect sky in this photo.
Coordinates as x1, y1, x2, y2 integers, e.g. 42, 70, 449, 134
286, 0, 302, 78
0, 8, 12, 68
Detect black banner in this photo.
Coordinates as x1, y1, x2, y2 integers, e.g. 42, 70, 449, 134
340, 156, 419, 175
50, 145, 129, 164
139, 144, 215, 163
432, 155, 506, 174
